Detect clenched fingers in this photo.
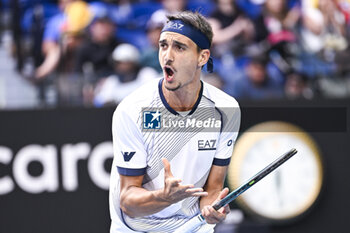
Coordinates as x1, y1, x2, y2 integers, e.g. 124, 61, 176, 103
201, 206, 226, 224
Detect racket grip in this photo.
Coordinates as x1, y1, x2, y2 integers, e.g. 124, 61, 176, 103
173, 214, 206, 233
212, 199, 227, 211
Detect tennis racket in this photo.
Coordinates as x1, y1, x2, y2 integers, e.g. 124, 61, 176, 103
173, 148, 298, 233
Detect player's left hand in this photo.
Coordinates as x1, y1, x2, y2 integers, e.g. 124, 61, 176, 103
201, 187, 230, 224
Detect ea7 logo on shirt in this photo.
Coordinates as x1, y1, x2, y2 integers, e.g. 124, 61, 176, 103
198, 140, 216, 151
121, 151, 136, 162
143, 110, 161, 129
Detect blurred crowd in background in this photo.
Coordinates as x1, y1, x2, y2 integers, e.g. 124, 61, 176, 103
1, 0, 350, 108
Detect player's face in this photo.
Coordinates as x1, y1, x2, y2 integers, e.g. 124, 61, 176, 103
159, 32, 203, 91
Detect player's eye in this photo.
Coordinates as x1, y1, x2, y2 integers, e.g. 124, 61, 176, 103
159, 42, 167, 49
176, 45, 185, 51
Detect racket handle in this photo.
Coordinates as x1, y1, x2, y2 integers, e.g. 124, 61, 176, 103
173, 214, 206, 233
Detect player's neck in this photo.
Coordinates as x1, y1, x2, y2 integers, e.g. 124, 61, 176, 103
162, 80, 201, 112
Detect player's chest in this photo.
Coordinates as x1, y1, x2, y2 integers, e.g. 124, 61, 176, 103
146, 131, 220, 161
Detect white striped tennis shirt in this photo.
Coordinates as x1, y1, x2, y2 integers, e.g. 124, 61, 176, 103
109, 78, 240, 233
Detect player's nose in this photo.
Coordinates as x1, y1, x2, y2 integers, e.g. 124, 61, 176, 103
164, 47, 175, 63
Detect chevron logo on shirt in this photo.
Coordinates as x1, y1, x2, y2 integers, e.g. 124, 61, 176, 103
121, 151, 136, 162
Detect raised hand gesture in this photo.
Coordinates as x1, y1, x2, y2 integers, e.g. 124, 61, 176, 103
160, 158, 208, 204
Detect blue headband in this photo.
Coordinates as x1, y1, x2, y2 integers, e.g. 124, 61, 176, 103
161, 19, 213, 73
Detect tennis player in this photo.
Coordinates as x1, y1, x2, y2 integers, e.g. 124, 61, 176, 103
109, 11, 241, 233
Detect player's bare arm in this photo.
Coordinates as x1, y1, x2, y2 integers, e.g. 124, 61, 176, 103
119, 158, 208, 218
200, 165, 230, 224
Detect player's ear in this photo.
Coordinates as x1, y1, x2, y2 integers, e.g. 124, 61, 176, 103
198, 49, 210, 67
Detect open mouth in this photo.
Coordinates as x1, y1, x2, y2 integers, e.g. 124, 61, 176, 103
165, 66, 174, 77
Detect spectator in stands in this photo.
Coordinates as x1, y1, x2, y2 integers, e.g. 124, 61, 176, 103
53, 1, 93, 106
284, 71, 314, 99
302, 0, 348, 54
336, 0, 350, 24
34, 0, 78, 80
206, 0, 255, 98
74, 7, 119, 80
31, 0, 92, 106
252, 0, 301, 73
93, 43, 158, 106
208, 0, 255, 58
231, 55, 284, 99
140, 12, 164, 73
301, 0, 350, 77
73, 6, 121, 105
149, 0, 187, 25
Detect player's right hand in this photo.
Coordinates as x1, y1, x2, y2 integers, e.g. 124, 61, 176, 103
201, 187, 230, 224
160, 158, 208, 204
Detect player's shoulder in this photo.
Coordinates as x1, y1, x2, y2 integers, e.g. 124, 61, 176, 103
202, 81, 239, 108
113, 78, 161, 119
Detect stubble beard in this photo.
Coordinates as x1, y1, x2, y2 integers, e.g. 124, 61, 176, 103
164, 82, 181, 91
